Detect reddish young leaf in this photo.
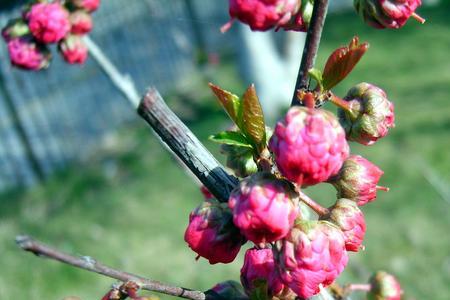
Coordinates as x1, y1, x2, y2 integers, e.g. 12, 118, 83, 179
242, 84, 266, 148
322, 37, 369, 90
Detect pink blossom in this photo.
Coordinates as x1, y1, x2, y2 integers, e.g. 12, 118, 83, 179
354, 0, 422, 29
59, 35, 88, 65
7, 37, 51, 71
70, 0, 101, 13
324, 199, 366, 252
330, 155, 386, 206
368, 271, 403, 300
276, 220, 348, 298
269, 107, 349, 186
70, 10, 93, 35
229, 172, 298, 244
338, 82, 395, 146
241, 248, 295, 299
228, 0, 304, 31
27, 2, 70, 44
184, 199, 245, 264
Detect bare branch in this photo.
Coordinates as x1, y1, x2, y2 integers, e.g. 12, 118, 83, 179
137, 88, 239, 203
83, 36, 141, 108
16, 235, 205, 300
291, 0, 329, 106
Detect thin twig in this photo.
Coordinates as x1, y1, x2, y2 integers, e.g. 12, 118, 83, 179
299, 190, 330, 217
16, 235, 205, 300
291, 0, 329, 106
83, 36, 141, 108
137, 88, 239, 203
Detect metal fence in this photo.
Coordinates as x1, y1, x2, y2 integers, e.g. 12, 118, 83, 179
0, 0, 235, 191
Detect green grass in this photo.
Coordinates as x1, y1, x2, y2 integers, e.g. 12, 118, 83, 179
1, 4, 450, 300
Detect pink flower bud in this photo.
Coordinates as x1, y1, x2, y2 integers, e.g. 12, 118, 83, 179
58, 35, 88, 64
227, 0, 307, 32
368, 271, 403, 300
229, 172, 299, 244
184, 199, 245, 264
282, 0, 314, 31
241, 248, 295, 299
7, 37, 51, 71
330, 155, 387, 206
27, 2, 70, 44
323, 199, 366, 252
69, 10, 93, 35
338, 83, 395, 146
70, 0, 101, 13
276, 220, 348, 299
207, 280, 247, 300
2, 18, 30, 41
269, 107, 349, 186
354, 0, 422, 29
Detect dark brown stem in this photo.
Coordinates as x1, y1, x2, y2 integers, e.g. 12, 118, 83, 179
137, 89, 239, 203
16, 235, 205, 300
299, 191, 329, 216
291, 0, 329, 106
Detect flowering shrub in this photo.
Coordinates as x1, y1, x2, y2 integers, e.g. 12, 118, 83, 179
189, 1, 425, 298
2, 0, 101, 70
5, 0, 427, 299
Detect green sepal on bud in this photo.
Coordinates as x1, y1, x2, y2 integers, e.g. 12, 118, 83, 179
300, 0, 314, 27
1, 18, 30, 41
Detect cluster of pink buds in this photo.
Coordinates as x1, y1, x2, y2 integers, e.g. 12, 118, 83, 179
222, 0, 313, 32
195, 46, 398, 296
2, 0, 101, 70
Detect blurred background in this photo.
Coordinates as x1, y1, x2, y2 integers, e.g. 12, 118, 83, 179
0, 0, 449, 299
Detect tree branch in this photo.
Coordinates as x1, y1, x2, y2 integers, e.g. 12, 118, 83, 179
137, 88, 239, 203
15, 235, 205, 300
83, 36, 141, 108
291, 0, 329, 106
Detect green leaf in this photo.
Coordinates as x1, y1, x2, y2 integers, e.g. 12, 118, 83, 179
209, 83, 242, 127
308, 68, 324, 91
209, 131, 252, 148
322, 36, 369, 90
241, 84, 266, 149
